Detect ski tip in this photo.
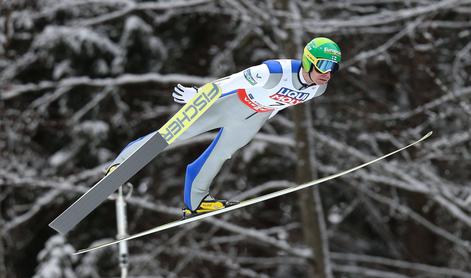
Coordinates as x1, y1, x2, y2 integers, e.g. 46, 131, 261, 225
423, 131, 433, 140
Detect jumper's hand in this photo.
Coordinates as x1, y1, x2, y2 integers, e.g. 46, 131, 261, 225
172, 84, 198, 104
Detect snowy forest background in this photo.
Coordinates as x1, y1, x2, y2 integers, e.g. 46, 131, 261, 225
1, 0, 471, 277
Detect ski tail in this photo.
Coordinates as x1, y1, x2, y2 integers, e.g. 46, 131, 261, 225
49, 83, 222, 234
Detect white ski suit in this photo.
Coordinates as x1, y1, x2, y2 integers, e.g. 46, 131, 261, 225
111, 59, 328, 210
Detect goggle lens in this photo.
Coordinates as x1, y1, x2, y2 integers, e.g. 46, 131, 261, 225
314, 59, 339, 74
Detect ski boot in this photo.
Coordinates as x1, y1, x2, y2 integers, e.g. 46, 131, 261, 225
182, 196, 239, 218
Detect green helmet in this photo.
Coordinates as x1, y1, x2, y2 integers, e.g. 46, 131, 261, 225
302, 37, 341, 74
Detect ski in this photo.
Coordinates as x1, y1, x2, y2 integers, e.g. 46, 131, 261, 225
74, 131, 432, 255
49, 83, 222, 234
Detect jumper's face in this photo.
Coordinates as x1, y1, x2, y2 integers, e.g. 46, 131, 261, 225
309, 68, 331, 85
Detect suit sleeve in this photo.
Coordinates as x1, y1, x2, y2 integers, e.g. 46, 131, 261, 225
213, 64, 270, 93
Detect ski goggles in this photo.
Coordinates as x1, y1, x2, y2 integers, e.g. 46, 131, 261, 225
312, 58, 339, 74
304, 50, 339, 74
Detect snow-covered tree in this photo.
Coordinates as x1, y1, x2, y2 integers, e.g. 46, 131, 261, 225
1, 0, 470, 277
33, 236, 77, 278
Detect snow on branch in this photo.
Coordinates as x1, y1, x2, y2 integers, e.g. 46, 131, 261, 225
359, 185, 471, 252
331, 252, 471, 278
298, 0, 471, 29
34, 0, 217, 27
1, 73, 214, 100
0, 25, 122, 83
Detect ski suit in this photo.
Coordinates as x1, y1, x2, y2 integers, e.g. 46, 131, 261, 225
110, 59, 328, 210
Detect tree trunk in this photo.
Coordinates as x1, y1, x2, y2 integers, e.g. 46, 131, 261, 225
400, 52, 437, 265
273, 1, 333, 277
292, 102, 333, 278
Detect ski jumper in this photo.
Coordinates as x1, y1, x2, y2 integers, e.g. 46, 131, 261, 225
110, 59, 327, 210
